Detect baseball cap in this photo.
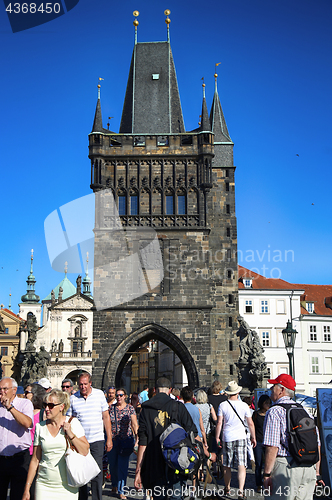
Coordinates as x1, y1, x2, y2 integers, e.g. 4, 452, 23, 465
38, 378, 52, 389
268, 374, 296, 391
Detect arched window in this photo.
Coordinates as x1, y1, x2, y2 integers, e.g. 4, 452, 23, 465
166, 194, 174, 215
130, 194, 138, 215
118, 194, 126, 215
177, 193, 186, 215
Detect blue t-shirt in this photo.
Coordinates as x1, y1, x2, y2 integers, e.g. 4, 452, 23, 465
185, 402, 202, 438
139, 390, 149, 403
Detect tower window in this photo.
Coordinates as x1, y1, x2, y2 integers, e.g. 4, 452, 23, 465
226, 204, 230, 214
166, 195, 174, 215
229, 340, 233, 351
226, 182, 229, 192
177, 195, 186, 215
230, 365, 234, 375
130, 195, 138, 215
226, 227, 231, 237
118, 195, 126, 215
1, 347, 8, 356
225, 169, 229, 177
229, 317, 233, 327
228, 294, 233, 305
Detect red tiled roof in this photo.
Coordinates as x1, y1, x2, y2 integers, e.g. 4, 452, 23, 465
0, 308, 23, 321
238, 266, 301, 290
238, 266, 332, 317
298, 285, 332, 317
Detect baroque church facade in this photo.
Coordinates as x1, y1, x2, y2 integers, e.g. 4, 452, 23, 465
90, 20, 239, 389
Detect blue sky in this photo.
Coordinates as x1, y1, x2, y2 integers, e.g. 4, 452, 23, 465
1, 0, 331, 314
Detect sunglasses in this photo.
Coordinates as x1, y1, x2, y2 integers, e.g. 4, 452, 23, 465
24, 390, 32, 395
43, 402, 62, 409
62, 385, 71, 389
116, 394, 125, 397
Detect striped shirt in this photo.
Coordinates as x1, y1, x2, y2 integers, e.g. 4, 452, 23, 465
263, 396, 320, 456
68, 387, 108, 443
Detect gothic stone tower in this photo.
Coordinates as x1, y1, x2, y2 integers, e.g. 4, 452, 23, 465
89, 33, 238, 389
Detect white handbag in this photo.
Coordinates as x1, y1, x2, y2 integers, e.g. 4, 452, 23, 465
64, 419, 101, 488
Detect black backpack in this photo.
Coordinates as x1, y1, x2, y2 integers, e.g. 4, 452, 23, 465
159, 401, 204, 478
276, 402, 319, 465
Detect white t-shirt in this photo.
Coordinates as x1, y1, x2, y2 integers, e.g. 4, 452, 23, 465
218, 399, 251, 442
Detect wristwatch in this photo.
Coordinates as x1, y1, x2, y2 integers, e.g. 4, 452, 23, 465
7, 405, 14, 411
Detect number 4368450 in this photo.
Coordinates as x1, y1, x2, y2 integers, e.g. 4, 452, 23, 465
6, 3, 61, 14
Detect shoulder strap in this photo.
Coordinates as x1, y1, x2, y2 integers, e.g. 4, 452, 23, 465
227, 400, 246, 428
65, 416, 76, 451
112, 404, 118, 435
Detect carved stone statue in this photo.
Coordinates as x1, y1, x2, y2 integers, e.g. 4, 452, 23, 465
236, 315, 268, 393
51, 289, 55, 304
0, 315, 5, 334
76, 276, 82, 294
58, 286, 63, 302
25, 312, 38, 352
58, 339, 64, 352
19, 313, 51, 385
51, 339, 57, 352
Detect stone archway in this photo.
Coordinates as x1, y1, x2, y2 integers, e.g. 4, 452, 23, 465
101, 323, 199, 390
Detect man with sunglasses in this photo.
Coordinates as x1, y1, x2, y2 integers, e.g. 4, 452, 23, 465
0, 376, 34, 500
61, 377, 75, 395
68, 371, 113, 500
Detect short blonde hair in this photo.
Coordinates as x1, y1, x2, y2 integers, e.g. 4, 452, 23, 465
196, 389, 208, 404
45, 389, 70, 415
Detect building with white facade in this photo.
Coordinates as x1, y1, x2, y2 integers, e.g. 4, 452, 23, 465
238, 266, 332, 396
33, 272, 94, 389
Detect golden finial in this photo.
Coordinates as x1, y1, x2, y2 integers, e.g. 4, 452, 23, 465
215, 63, 221, 88
164, 9, 171, 41
64, 261, 68, 276
133, 10, 139, 43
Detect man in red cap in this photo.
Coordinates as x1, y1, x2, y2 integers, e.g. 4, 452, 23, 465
262, 374, 322, 499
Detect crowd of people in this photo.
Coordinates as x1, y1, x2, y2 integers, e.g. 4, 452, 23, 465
0, 373, 323, 500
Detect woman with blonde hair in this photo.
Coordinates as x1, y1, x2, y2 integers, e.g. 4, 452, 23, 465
22, 389, 89, 500
196, 389, 217, 448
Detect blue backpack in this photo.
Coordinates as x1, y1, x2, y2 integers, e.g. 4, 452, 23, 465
159, 422, 202, 476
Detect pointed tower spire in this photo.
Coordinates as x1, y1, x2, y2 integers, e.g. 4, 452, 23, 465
120, 34, 185, 134
92, 80, 104, 132
210, 66, 232, 142
21, 249, 40, 303
200, 80, 211, 132
82, 252, 92, 297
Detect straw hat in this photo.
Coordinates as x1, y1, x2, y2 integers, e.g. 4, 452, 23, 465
224, 380, 242, 395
